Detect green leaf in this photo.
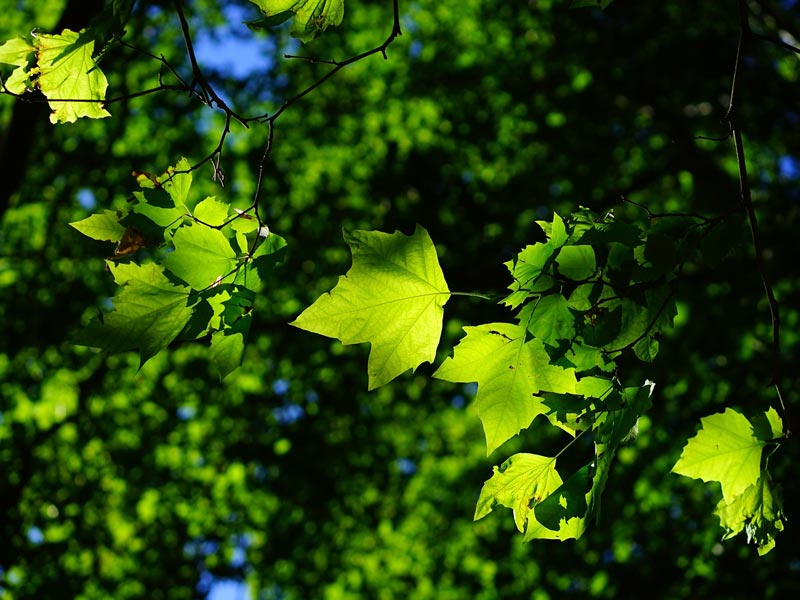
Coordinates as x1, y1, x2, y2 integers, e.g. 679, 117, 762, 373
520, 294, 576, 347
292, 225, 450, 390
248, 0, 345, 42
433, 323, 577, 454
34, 29, 111, 123
525, 462, 592, 541
194, 196, 229, 226
69, 210, 125, 242
714, 471, 785, 556
474, 454, 562, 532
750, 407, 783, 442
210, 313, 252, 380
672, 408, 765, 501
0, 36, 35, 94
556, 245, 596, 280
633, 337, 659, 362
161, 157, 193, 210
164, 224, 239, 290
72, 262, 193, 363
503, 242, 557, 308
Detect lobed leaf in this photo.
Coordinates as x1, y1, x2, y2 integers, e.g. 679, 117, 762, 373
292, 225, 450, 390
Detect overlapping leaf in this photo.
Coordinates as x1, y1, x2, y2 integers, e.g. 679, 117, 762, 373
247, 0, 344, 42
292, 225, 450, 390
474, 454, 562, 532
433, 323, 577, 454
72, 262, 193, 364
715, 472, 785, 556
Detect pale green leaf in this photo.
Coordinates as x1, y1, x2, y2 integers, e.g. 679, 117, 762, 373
292, 225, 450, 390
474, 454, 562, 532
672, 408, 765, 500
503, 242, 557, 308
161, 157, 193, 209
525, 462, 592, 541
164, 224, 238, 290
69, 210, 125, 242
556, 245, 596, 280
34, 29, 111, 124
433, 323, 577, 454
0, 36, 35, 67
715, 472, 785, 556
194, 196, 229, 226
248, 0, 345, 42
72, 262, 193, 363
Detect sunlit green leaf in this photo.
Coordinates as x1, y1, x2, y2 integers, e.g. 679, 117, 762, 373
69, 210, 125, 242
433, 323, 577, 454
72, 262, 193, 363
474, 454, 562, 532
34, 29, 111, 123
247, 0, 345, 42
672, 408, 764, 501
292, 225, 450, 390
164, 224, 239, 290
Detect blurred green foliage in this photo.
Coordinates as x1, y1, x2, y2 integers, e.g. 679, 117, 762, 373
1, 0, 799, 598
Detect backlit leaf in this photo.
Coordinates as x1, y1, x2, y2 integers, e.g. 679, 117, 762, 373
164, 224, 238, 290
247, 0, 345, 42
34, 29, 111, 124
72, 262, 193, 363
474, 454, 562, 532
292, 225, 450, 390
672, 408, 764, 501
70, 211, 125, 242
433, 323, 577, 454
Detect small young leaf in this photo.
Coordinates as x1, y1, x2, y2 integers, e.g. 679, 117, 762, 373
70, 211, 125, 242
194, 196, 230, 226
292, 225, 450, 390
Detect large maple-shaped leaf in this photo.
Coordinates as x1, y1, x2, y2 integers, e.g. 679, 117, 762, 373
292, 225, 450, 390
34, 29, 111, 124
433, 323, 577, 454
247, 0, 344, 42
164, 224, 239, 290
672, 408, 765, 500
715, 471, 785, 556
474, 453, 562, 532
72, 262, 193, 363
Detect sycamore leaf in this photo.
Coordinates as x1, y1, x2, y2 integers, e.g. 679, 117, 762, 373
672, 408, 765, 501
72, 262, 193, 363
194, 196, 230, 227
160, 157, 193, 210
292, 225, 450, 390
556, 245, 596, 280
519, 294, 576, 346
210, 313, 252, 380
503, 242, 557, 308
70, 210, 125, 242
34, 29, 111, 124
164, 224, 238, 290
715, 471, 785, 556
0, 36, 35, 93
247, 0, 344, 42
525, 462, 593, 541
474, 454, 562, 532
433, 323, 577, 454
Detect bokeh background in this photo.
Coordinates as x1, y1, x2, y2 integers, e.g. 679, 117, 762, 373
1, 0, 799, 597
